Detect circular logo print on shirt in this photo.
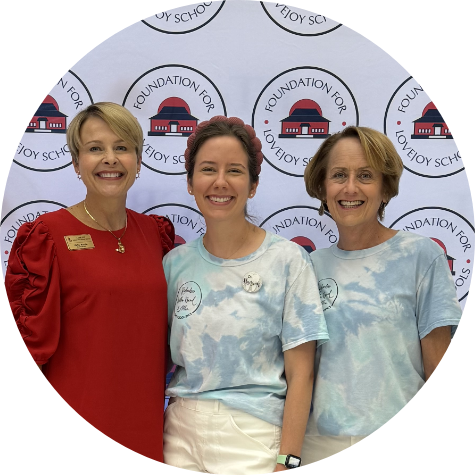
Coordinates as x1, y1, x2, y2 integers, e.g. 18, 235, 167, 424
0, 200, 67, 276
142, 203, 205, 246
252, 67, 358, 177
123, 65, 226, 175
174, 281, 202, 319
14, 71, 93, 172
260, 206, 339, 250
142, 1, 226, 34
260, 2, 342, 36
384, 77, 462, 178
390, 207, 474, 303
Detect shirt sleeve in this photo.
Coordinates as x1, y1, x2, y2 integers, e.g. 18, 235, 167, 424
149, 215, 175, 256
281, 262, 329, 351
416, 253, 462, 339
5, 220, 61, 365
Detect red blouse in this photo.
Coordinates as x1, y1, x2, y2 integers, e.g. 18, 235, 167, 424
5, 208, 174, 462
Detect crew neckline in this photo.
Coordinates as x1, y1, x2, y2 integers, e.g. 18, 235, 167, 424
198, 231, 272, 266
330, 230, 403, 259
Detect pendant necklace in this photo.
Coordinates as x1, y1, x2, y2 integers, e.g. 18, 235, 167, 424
83, 201, 127, 253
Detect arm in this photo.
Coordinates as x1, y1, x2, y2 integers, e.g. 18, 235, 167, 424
420, 325, 451, 380
274, 340, 316, 472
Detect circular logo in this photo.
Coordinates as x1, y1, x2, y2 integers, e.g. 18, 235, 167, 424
253, 67, 358, 177
260, 2, 342, 36
123, 65, 226, 175
390, 207, 474, 302
14, 71, 93, 172
142, 1, 226, 34
384, 77, 462, 178
142, 203, 205, 246
174, 281, 202, 319
1, 200, 67, 276
260, 206, 339, 250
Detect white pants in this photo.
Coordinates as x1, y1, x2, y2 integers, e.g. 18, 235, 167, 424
164, 397, 281, 474
301, 435, 366, 465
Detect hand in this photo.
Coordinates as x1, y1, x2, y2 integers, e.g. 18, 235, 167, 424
273, 464, 288, 472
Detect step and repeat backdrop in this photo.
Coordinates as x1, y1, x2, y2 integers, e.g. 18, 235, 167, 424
2, 1, 473, 308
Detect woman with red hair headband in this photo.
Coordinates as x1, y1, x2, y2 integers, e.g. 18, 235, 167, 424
162, 116, 329, 473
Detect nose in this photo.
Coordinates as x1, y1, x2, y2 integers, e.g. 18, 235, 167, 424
102, 149, 118, 165
213, 169, 228, 188
344, 174, 358, 194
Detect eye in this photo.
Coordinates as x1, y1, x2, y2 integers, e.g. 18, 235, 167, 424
359, 171, 373, 180
89, 146, 101, 152
331, 171, 346, 179
228, 168, 243, 174
116, 145, 128, 152
201, 166, 215, 172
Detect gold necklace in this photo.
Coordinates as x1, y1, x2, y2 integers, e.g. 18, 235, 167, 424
83, 201, 127, 253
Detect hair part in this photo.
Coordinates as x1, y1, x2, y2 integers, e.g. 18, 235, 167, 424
304, 126, 404, 220
67, 102, 143, 165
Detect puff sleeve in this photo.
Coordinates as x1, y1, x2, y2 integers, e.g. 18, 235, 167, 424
149, 215, 175, 256
5, 220, 61, 365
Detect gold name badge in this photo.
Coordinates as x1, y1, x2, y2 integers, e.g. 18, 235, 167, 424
64, 234, 95, 251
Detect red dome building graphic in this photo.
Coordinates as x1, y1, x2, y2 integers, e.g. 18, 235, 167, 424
148, 97, 198, 137
431, 237, 456, 275
291, 236, 316, 253
279, 99, 330, 138
411, 102, 452, 139
26, 95, 67, 134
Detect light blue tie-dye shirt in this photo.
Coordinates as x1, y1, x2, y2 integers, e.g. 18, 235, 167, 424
163, 231, 329, 427
307, 231, 462, 436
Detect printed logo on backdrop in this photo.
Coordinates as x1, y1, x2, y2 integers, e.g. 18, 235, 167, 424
142, 1, 225, 34
390, 207, 474, 302
123, 65, 226, 175
15, 71, 93, 172
142, 203, 205, 247
260, 2, 341, 36
253, 67, 358, 177
384, 77, 462, 178
1, 200, 67, 275
260, 205, 339, 251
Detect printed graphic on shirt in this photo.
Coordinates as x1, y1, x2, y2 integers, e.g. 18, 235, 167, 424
390, 207, 474, 303
253, 67, 358, 177
318, 278, 338, 311
174, 281, 202, 319
142, 1, 225, 34
260, 2, 342, 36
123, 65, 226, 175
1, 200, 67, 275
14, 71, 93, 172
384, 77, 462, 178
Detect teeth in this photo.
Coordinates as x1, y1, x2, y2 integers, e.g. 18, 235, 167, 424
340, 200, 363, 206
98, 172, 122, 178
209, 196, 231, 203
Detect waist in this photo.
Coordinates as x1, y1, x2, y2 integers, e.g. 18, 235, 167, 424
168, 396, 246, 415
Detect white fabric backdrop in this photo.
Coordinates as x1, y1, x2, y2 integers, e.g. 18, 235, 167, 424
2, 0, 473, 306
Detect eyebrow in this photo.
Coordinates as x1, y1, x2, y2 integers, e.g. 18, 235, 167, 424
329, 166, 374, 171
83, 139, 128, 146
199, 160, 246, 168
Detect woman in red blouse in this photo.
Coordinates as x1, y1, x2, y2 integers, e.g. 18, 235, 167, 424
5, 102, 174, 462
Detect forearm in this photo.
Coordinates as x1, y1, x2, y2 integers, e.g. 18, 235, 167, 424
279, 371, 314, 458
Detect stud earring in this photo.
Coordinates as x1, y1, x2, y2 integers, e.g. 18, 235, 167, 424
136, 171, 140, 179
77, 173, 81, 180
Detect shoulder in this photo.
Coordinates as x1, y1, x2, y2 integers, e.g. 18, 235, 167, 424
163, 238, 200, 267
268, 233, 311, 259
391, 231, 445, 261
129, 211, 175, 254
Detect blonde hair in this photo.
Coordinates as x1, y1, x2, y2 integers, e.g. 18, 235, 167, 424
67, 102, 143, 164
304, 126, 404, 219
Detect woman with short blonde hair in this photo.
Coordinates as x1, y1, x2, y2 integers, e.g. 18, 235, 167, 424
5, 102, 174, 461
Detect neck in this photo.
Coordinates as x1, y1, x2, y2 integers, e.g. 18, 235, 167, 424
203, 217, 264, 259
83, 193, 127, 231
337, 221, 397, 251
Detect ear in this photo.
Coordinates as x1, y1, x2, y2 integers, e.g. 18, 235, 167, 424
249, 179, 259, 198
72, 156, 79, 174
187, 178, 193, 195
137, 154, 142, 172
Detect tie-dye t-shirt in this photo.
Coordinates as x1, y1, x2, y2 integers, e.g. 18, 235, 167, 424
306, 231, 462, 436
163, 231, 329, 427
